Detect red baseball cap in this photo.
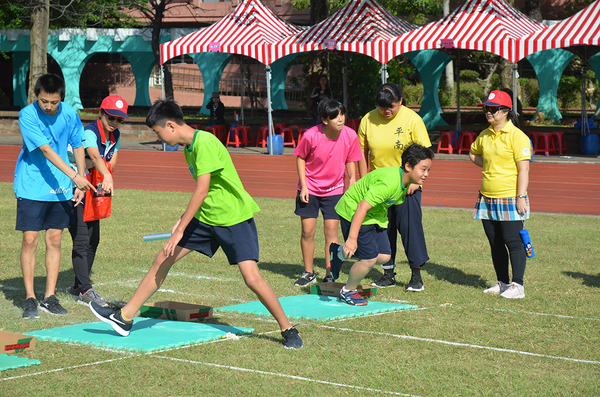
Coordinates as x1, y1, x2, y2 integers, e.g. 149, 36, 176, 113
100, 95, 129, 119
478, 90, 512, 109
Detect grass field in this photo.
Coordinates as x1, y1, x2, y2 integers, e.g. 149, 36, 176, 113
0, 182, 599, 396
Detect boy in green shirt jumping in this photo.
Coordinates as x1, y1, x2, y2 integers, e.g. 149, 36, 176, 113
90, 100, 302, 349
330, 144, 434, 306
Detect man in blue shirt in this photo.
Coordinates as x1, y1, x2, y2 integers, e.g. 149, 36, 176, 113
14, 73, 94, 319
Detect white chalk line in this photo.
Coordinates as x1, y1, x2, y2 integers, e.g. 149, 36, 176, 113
488, 308, 600, 322
0, 355, 137, 382
320, 325, 600, 365
154, 355, 422, 397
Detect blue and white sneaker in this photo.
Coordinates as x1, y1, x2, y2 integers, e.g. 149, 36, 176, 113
339, 288, 368, 306
329, 243, 345, 280
90, 302, 133, 336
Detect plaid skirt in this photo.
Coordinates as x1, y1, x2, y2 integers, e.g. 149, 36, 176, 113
472, 193, 530, 221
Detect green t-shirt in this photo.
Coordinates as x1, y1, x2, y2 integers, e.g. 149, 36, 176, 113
184, 130, 260, 226
335, 167, 407, 228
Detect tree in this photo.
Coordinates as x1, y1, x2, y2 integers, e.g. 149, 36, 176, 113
2, 0, 141, 103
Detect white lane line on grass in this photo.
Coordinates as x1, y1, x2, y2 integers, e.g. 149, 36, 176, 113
167, 272, 242, 282
154, 356, 422, 397
321, 325, 600, 365
488, 308, 600, 321
0, 356, 136, 382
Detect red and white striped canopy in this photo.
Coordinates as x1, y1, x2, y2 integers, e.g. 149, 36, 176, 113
523, 0, 600, 57
275, 0, 417, 64
390, 0, 546, 63
160, 0, 300, 66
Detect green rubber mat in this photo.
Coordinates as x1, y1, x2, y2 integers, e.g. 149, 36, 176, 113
216, 294, 417, 321
0, 354, 41, 371
26, 318, 254, 352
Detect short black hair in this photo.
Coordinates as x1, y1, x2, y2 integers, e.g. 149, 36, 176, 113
401, 144, 434, 170
34, 73, 65, 99
318, 99, 346, 122
375, 83, 403, 109
146, 100, 185, 128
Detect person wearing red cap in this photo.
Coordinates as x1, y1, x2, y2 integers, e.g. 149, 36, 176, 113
68, 95, 129, 307
469, 90, 531, 299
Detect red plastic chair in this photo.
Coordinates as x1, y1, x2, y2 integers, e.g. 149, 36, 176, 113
457, 131, 477, 154
437, 132, 454, 154
527, 132, 540, 152
256, 125, 270, 148
226, 125, 254, 148
550, 132, 567, 155
212, 125, 227, 144
346, 118, 360, 132
533, 133, 558, 156
204, 126, 222, 142
189, 124, 202, 131
279, 127, 296, 147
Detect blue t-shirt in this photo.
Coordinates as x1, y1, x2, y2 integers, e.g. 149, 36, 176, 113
14, 101, 84, 201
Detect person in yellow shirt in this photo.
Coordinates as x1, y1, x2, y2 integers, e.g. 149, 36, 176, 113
358, 83, 432, 291
469, 90, 531, 299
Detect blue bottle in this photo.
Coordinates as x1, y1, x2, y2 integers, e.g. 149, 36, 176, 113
519, 229, 535, 258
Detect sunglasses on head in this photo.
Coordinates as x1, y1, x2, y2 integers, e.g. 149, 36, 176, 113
107, 115, 125, 124
482, 106, 507, 114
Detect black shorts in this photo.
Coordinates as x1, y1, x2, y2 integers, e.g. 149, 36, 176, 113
340, 217, 391, 260
16, 198, 75, 231
294, 191, 342, 219
178, 217, 259, 264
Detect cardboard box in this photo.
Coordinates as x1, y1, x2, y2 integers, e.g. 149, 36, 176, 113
140, 301, 213, 322
310, 282, 377, 298
0, 331, 36, 354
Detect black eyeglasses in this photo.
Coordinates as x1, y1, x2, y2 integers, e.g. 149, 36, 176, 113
482, 106, 501, 114
107, 115, 125, 124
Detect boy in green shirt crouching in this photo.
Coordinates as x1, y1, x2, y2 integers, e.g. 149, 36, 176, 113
330, 144, 434, 306
90, 100, 302, 349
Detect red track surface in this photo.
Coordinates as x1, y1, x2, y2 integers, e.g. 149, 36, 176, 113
2, 145, 599, 216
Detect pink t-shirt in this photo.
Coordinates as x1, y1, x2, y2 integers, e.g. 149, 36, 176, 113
293, 124, 363, 196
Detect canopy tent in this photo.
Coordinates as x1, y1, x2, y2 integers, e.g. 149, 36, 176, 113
391, 0, 547, 130
523, 0, 600, 134
160, 0, 300, 153
276, 0, 416, 65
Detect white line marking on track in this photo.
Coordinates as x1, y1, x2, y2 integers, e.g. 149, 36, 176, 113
320, 325, 600, 365
154, 356, 423, 397
488, 308, 600, 321
0, 356, 137, 382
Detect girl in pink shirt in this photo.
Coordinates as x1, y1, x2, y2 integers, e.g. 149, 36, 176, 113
292, 99, 363, 287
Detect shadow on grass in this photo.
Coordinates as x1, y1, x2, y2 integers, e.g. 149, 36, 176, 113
259, 258, 328, 281
424, 262, 489, 289
0, 269, 75, 308
563, 271, 600, 288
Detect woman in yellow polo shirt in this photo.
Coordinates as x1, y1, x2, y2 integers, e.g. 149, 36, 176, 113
469, 90, 531, 299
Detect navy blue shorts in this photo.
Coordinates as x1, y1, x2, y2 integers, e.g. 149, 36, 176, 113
294, 191, 342, 219
178, 217, 259, 264
16, 198, 75, 231
340, 217, 391, 260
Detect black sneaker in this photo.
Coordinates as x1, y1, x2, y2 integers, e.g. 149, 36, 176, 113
406, 276, 424, 292
281, 326, 303, 349
329, 242, 344, 280
294, 271, 316, 287
39, 295, 68, 315
371, 272, 396, 288
22, 297, 39, 319
90, 301, 133, 336
322, 274, 334, 283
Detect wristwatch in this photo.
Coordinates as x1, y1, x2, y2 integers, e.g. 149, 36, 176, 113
517, 194, 526, 199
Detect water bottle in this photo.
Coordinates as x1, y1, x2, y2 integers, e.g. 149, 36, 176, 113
519, 229, 535, 258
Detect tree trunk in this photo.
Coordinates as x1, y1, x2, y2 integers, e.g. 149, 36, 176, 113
306, 0, 330, 114
28, 0, 49, 104
524, 0, 543, 22
151, 2, 174, 101
443, 0, 453, 90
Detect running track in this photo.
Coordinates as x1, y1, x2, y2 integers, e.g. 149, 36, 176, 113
1, 145, 599, 216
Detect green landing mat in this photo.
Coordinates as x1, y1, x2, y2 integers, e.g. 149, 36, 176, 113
25, 318, 254, 352
216, 294, 417, 321
0, 354, 41, 371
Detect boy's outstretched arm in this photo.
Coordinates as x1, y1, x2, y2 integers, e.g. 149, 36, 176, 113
343, 199, 372, 258
163, 172, 210, 257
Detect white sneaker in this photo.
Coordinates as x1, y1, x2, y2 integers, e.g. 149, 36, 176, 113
483, 281, 509, 295
500, 282, 525, 299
